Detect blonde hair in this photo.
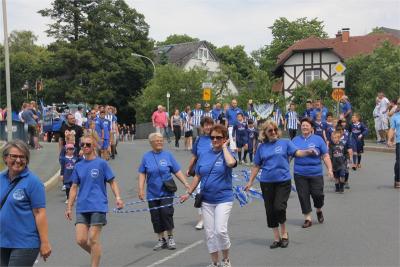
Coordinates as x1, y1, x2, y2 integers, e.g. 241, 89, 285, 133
81, 131, 100, 148
259, 120, 282, 142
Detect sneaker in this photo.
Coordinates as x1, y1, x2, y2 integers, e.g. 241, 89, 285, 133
61, 185, 66, 191
339, 188, 344, 194
153, 238, 167, 251
206, 263, 219, 267
167, 237, 176, 250
195, 220, 204, 230
335, 188, 340, 193
65, 199, 68, 204
221, 259, 231, 267
344, 183, 350, 189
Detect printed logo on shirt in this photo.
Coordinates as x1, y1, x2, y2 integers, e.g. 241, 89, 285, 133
12, 189, 25, 201
65, 162, 75, 170
159, 159, 168, 167
215, 158, 224, 167
274, 146, 282, 154
91, 169, 99, 178
308, 143, 316, 149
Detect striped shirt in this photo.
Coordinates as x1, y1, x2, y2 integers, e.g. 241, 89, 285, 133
183, 113, 193, 132
203, 110, 213, 118
285, 111, 299, 130
105, 113, 116, 130
190, 109, 203, 127
245, 111, 257, 125
273, 112, 283, 127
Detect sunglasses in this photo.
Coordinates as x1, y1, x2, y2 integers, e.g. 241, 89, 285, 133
210, 135, 224, 140
8, 154, 27, 161
267, 128, 278, 134
80, 142, 92, 148
66, 148, 75, 150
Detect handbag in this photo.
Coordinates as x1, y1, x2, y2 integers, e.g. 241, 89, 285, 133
0, 177, 22, 210
194, 152, 222, 208
152, 153, 178, 193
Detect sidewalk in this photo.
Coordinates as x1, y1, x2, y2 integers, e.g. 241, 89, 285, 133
364, 140, 395, 153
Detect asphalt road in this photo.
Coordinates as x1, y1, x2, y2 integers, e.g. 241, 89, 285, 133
37, 140, 399, 267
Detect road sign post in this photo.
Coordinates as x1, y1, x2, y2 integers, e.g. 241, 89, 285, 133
332, 88, 345, 117
202, 82, 212, 101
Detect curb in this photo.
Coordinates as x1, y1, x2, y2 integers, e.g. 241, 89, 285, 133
364, 146, 395, 154
44, 169, 61, 192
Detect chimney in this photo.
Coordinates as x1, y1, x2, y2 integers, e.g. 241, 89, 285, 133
336, 30, 342, 38
341, 28, 350, 42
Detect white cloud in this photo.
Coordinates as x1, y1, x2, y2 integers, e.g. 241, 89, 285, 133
1, 0, 399, 54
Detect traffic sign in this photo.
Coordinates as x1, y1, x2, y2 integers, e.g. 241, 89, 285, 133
332, 75, 345, 88
334, 62, 346, 75
331, 88, 345, 101
203, 88, 211, 101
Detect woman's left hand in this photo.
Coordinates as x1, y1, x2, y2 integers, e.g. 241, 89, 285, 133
40, 242, 52, 261
180, 194, 190, 203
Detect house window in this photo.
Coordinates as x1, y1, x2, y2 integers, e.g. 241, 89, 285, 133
198, 48, 208, 60
304, 69, 321, 85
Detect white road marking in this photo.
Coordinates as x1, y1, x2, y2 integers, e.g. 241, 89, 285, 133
145, 239, 204, 267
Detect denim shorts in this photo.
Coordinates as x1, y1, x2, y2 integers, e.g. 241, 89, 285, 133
76, 212, 107, 226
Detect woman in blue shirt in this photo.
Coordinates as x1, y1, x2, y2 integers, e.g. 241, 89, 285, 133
65, 133, 124, 267
138, 132, 190, 251
0, 140, 51, 266
245, 121, 316, 249
292, 118, 333, 228
181, 124, 237, 267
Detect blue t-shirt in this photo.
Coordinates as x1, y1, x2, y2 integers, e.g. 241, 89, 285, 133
21, 109, 37, 126
60, 155, 80, 185
138, 150, 181, 199
101, 118, 112, 139
0, 168, 45, 248
390, 112, 400, 143
212, 108, 222, 121
313, 121, 325, 139
85, 117, 103, 137
247, 127, 258, 149
71, 157, 115, 213
196, 150, 236, 204
340, 101, 352, 115
254, 139, 298, 183
350, 122, 368, 140
312, 107, 329, 122
192, 135, 212, 157
292, 134, 328, 177
233, 121, 248, 143
324, 122, 335, 142
226, 107, 243, 126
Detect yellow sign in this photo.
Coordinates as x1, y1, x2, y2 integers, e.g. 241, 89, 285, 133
331, 88, 345, 101
334, 62, 346, 75
203, 88, 211, 101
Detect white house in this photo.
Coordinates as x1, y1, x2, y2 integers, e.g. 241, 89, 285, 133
154, 41, 238, 95
272, 28, 400, 98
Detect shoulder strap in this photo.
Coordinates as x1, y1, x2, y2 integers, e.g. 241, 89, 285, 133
200, 152, 222, 190
0, 177, 23, 210
151, 152, 165, 181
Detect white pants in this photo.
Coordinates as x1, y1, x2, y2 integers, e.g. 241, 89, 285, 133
228, 126, 237, 150
201, 201, 233, 253
374, 118, 381, 141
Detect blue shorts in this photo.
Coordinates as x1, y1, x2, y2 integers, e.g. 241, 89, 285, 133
101, 139, 110, 150
76, 212, 107, 226
333, 169, 346, 179
352, 139, 364, 154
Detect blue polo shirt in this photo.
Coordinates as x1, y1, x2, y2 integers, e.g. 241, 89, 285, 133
192, 135, 212, 157
85, 117, 103, 137
71, 157, 115, 213
196, 149, 236, 204
292, 134, 328, 177
138, 150, 181, 200
101, 118, 111, 139
340, 101, 352, 115
226, 107, 243, 127
0, 168, 45, 248
390, 112, 400, 143
254, 139, 298, 183
312, 107, 329, 122
212, 108, 222, 121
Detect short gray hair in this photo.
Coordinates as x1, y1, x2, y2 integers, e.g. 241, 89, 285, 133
2, 139, 30, 164
148, 132, 163, 143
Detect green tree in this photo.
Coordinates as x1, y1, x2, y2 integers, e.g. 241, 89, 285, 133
156, 34, 199, 46
252, 17, 328, 74
134, 64, 207, 122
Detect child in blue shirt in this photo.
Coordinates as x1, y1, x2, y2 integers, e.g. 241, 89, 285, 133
59, 143, 80, 203
243, 119, 258, 164
313, 113, 325, 140
350, 113, 368, 170
233, 113, 248, 164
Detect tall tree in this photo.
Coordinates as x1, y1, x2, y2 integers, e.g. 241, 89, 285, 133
156, 34, 199, 46
252, 17, 328, 74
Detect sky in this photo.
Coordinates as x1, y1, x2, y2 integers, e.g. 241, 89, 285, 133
1, 0, 399, 53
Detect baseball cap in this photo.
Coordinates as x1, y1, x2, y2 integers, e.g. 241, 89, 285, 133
204, 103, 210, 108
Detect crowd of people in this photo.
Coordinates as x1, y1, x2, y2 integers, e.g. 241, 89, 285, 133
1, 92, 399, 267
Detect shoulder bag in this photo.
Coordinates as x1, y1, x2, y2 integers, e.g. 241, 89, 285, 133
152, 153, 177, 193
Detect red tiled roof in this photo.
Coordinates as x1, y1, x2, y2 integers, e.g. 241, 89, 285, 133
275, 33, 400, 70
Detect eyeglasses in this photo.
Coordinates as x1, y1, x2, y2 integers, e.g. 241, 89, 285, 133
80, 142, 92, 148
267, 128, 278, 134
210, 135, 224, 140
8, 154, 27, 161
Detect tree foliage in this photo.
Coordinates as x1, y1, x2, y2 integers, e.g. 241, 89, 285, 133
156, 34, 199, 46
252, 17, 328, 74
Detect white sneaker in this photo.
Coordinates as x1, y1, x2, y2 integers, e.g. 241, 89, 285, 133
61, 185, 66, 191
195, 220, 204, 230
221, 258, 231, 267
167, 237, 176, 250
65, 199, 68, 204
153, 238, 167, 251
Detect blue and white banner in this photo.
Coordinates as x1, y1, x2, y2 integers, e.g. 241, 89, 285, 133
253, 103, 274, 119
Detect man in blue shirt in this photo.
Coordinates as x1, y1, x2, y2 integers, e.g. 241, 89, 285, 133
312, 99, 329, 122
340, 95, 352, 126
388, 98, 400, 188
65, 134, 124, 267
211, 102, 222, 123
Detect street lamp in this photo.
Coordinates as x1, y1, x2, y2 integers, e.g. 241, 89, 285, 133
166, 92, 170, 116
131, 53, 156, 75
2, 0, 12, 141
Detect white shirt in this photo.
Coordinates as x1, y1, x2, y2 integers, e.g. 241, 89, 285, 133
74, 111, 83, 126
378, 97, 390, 116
